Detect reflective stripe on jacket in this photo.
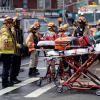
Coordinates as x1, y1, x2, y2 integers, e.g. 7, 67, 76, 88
0, 25, 16, 54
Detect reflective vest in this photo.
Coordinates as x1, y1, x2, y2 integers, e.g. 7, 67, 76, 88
0, 25, 16, 54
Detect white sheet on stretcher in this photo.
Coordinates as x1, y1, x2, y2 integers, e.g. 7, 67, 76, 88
94, 43, 100, 52
64, 48, 89, 55
47, 50, 59, 56
45, 43, 100, 58
46, 48, 89, 57
37, 41, 55, 46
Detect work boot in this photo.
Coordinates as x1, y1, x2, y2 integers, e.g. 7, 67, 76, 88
8, 81, 14, 86
28, 68, 40, 77
10, 78, 22, 84
13, 78, 21, 84
2, 81, 14, 88
2, 80, 9, 88
2, 83, 9, 88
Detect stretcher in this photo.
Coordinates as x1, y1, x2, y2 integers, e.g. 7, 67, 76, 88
37, 39, 100, 95
47, 45, 100, 95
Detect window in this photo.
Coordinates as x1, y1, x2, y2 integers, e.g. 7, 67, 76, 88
45, 0, 51, 9
37, 0, 45, 9
96, 13, 100, 21
23, 0, 28, 8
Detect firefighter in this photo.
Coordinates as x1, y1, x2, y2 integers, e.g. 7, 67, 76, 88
26, 22, 41, 77
43, 22, 58, 40
10, 16, 23, 84
58, 24, 71, 37
73, 15, 89, 68
57, 17, 63, 27
73, 15, 88, 37
0, 17, 17, 88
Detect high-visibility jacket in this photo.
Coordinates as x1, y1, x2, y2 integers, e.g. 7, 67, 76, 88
0, 25, 16, 54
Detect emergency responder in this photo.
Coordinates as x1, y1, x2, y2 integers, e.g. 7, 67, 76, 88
73, 15, 88, 37
43, 22, 58, 40
10, 16, 23, 84
58, 24, 71, 37
26, 22, 41, 77
0, 17, 17, 88
57, 17, 63, 27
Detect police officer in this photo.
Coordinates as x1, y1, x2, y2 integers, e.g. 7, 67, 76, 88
0, 17, 17, 88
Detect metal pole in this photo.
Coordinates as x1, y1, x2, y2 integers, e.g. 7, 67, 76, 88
64, 0, 88, 8
94, 9, 96, 24
63, 0, 67, 24
43, 0, 45, 10
99, 0, 100, 4
63, 0, 65, 23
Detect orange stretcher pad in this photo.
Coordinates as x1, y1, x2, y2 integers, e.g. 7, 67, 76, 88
55, 37, 75, 50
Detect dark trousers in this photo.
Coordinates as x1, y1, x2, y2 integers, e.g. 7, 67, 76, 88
11, 55, 21, 80
1, 54, 13, 86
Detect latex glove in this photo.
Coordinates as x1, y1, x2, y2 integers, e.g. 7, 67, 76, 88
16, 43, 21, 48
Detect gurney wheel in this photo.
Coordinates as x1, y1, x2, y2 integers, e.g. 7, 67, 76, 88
96, 89, 100, 96
46, 76, 52, 83
54, 76, 61, 87
36, 78, 42, 86
57, 86, 63, 93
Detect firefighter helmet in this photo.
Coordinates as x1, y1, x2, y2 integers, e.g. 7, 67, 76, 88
47, 22, 55, 27
4, 16, 13, 24
62, 24, 69, 31
97, 19, 100, 25
33, 21, 40, 28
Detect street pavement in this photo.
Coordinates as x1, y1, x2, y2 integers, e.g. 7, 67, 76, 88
0, 54, 100, 100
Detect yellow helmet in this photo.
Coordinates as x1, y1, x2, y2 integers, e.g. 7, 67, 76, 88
33, 21, 40, 28
97, 19, 100, 25
4, 16, 13, 24
59, 24, 69, 31
62, 24, 69, 30
47, 22, 55, 27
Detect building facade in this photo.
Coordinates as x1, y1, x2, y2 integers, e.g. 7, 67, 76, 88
13, 0, 57, 10
0, 0, 100, 12
13, 0, 77, 12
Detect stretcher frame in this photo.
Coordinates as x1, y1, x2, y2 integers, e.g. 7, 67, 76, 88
36, 43, 100, 95
55, 52, 100, 95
